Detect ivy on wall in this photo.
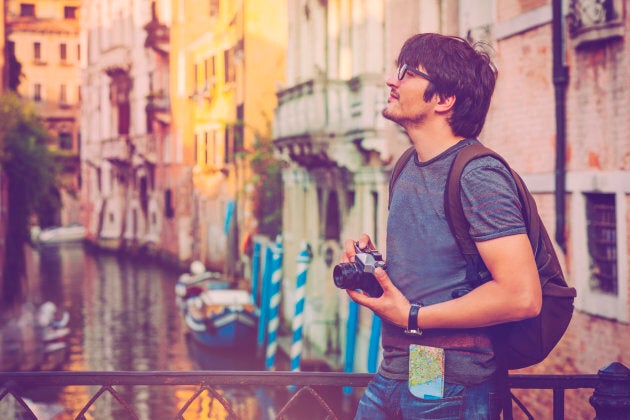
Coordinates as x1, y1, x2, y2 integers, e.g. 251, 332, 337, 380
247, 135, 283, 238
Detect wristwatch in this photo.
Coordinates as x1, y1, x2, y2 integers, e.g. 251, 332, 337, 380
404, 303, 423, 336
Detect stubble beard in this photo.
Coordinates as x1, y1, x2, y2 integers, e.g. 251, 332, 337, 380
382, 105, 426, 128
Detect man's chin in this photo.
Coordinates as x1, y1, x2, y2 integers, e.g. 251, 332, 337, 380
382, 108, 398, 123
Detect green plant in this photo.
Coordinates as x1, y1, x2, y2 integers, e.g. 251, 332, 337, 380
247, 135, 283, 238
0, 92, 61, 306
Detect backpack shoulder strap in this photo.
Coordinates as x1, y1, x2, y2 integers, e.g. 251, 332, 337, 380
388, 146, 416, 209
445, 144, 541, 262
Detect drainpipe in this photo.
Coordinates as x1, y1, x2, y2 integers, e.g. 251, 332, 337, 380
552, 0, 568, 252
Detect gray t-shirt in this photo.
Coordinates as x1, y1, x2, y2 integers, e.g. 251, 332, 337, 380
381, 138, 526, 385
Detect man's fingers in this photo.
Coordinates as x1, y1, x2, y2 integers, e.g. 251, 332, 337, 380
373, 267, 391, 288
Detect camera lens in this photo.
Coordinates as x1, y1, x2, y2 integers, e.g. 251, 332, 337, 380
333, 263, 360, 289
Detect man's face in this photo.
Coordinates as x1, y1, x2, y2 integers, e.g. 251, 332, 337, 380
382, 64, 434, 127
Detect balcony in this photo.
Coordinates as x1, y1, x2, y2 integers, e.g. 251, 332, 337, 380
146, 91, 170, 114
101, 136, 132, 165
131, 134, 158, 165
273, 74, 388, 170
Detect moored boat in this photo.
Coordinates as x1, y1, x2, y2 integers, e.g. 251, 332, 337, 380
175, 263, 258, 349
35, 224, 86, 243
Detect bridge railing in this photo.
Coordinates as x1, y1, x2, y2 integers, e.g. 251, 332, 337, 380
1, 363, 629, 419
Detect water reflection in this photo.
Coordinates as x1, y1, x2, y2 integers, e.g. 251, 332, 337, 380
21, 242, 267, 419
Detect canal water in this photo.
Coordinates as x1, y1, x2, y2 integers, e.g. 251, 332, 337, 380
16, 241, 276, 419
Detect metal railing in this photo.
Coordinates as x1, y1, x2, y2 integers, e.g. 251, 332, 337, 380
1, 363, 629, 419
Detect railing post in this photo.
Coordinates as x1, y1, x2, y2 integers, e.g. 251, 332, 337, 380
589, 362, 630, 419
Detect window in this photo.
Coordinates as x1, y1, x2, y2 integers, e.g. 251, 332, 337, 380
20, 3, 35, 17
59, 133, 72, 150
165, 189, 174, 218
235, 104, 244, 151
223, 49, 234, 83
209, 0, 219, 17
34, 84, 41, 102
194, 133, 198, 164
207, 56, 216, 91
204, 132, 210, 165
59, 84, 67, 104
193, 63, 198, 92
109, 73, 131, 135
585, 193, 617, 294
224, 125, 232, 164
64, 6, 77, 19
60, 43, 67, 62
34, 42, 41, 61
203, 59, 208, 89
572, 180, 628, 322
324, 191, 340, 241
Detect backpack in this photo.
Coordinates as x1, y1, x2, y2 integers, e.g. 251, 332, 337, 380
388, 143, 577, 370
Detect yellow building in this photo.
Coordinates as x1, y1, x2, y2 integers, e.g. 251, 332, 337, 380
6, 0, 81, 226
170, 0, 287, 273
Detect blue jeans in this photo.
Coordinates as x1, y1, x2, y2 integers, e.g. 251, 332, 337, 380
354, 373, 499, 420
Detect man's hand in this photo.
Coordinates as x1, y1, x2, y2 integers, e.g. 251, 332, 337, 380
341, 234, 375, 263
346, 266, 411, 329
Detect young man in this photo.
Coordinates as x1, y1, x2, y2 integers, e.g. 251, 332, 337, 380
342, 33, 542, 419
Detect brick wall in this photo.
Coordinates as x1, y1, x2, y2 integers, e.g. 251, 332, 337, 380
482, 0, 630, 417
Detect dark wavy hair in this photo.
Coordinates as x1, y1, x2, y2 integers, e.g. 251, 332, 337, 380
396, 33, 497, 138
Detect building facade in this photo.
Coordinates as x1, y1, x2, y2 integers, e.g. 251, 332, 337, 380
80, 0, 177, 258
170, 0, 287, 274
480, 1, 630, 417
273, 0, 629, 417
6, 0, 81, 226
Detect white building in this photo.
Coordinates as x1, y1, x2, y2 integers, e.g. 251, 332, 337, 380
80, 0, 174, 256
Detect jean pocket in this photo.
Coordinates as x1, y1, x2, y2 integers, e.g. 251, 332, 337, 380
404, 395, 464, 419
405, 385, 464, 419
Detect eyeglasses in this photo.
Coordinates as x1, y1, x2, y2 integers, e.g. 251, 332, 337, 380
397, 64, 433, 83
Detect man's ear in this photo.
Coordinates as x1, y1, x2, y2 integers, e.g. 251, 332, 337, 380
434, 94, 456, 114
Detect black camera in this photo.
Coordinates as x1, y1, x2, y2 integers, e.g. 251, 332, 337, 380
333, 243, 386, 297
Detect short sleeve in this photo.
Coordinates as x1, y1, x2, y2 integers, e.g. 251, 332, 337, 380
459, 157, 527, 241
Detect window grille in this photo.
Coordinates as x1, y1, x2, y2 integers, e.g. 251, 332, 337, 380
585, 193, 617, 294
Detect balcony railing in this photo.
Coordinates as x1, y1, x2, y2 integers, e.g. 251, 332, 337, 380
101, 135, 132, 164
1, 362, 629, 419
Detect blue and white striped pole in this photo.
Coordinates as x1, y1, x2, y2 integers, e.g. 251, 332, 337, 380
368, 313, 382, 373
290, 242, 311, 372
251, 241, 261, 307
265, 240, 283, 370
343, 299, 359, 395
257, 245, 273, 355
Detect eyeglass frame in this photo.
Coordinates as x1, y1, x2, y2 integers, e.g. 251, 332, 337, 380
397, 64, 433, 83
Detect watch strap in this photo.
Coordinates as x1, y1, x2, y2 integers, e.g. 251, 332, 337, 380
404, 303, 423, 336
